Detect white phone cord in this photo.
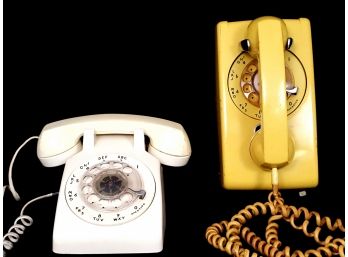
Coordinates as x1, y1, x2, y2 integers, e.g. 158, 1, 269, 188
5, 136, 39, 201
3, 136, 59, 256
3, 192, 58, 256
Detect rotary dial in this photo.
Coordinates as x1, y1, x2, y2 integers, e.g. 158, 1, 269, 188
228, 51, 307, 119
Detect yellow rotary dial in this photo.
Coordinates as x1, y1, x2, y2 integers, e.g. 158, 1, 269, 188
227, 51, 306, 119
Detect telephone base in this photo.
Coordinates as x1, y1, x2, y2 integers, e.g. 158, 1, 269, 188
53, 135, 165, 254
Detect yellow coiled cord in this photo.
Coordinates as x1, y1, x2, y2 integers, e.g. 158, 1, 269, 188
206, 169, 345, 257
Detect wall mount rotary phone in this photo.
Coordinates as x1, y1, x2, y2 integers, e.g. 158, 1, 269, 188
216, 16, 318, 189
4, 114, 191, 255
206, 16, 345, 257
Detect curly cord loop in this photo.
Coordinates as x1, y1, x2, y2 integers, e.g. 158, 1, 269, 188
206, 169, 345, 257
3, 215, 33, 251
3, 193, 58, 256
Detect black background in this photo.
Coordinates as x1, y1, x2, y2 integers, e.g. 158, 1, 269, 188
3, 1, 345, 257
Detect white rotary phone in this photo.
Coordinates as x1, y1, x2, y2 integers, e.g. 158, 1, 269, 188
37, 114, 191, 254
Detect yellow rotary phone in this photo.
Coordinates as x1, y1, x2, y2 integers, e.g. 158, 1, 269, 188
206, 16, 345, 257
216, 16, 317, 189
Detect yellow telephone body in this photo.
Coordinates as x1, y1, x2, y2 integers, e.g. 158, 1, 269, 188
216, 17, 318, 189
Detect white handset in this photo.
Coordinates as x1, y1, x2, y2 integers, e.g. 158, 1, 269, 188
35, 114, 191, 254
37, 114, 191, 167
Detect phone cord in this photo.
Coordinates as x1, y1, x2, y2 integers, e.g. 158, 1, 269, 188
206, 169, 345, 257
3, 192, 59, 256
3, 136, 59, 256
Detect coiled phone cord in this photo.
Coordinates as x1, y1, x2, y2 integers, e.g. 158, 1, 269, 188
3, 193, 58, 256
206, 168, 345, 257
3, 136, 58, 256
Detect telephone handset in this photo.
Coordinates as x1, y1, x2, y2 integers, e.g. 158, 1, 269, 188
216, 16, 318, 189
37, 114, 191, 254
38, 114, 191, 167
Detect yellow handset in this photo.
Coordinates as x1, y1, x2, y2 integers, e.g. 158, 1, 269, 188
216, 17, 318, 189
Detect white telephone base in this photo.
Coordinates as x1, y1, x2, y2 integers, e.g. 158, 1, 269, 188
53, 133, 164, 254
